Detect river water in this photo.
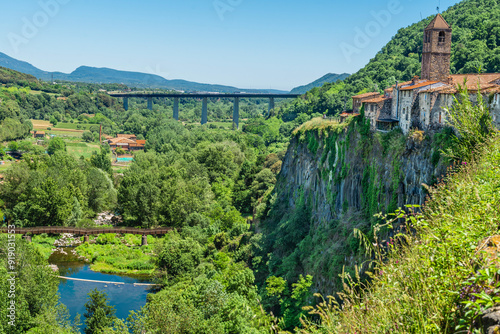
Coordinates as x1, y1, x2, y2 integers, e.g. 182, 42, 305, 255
49, 247, 153, 331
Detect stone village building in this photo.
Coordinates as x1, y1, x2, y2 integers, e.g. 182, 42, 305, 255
352, 14, 500, 134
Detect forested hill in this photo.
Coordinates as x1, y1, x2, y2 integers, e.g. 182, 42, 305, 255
0, 67, 38, 84
277, 0, 500, 119
289, 73, 350, 94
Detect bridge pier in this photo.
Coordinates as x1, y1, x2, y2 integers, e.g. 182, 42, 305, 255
22, 235, 32, 243
147, 97, 153, 110
201, 97, 208, 125
123, 97, 129, 111
141, 235, 148, 246
268, 97, 275, 116
233, 97, 240, 130
173, 97, 179, 121
84, 235, 89, 243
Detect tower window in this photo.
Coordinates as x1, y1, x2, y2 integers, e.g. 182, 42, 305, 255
438, 31, 445, 44
424, 31, 431, 43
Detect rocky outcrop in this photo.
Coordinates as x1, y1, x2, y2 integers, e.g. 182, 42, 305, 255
280, 128, 446, 225
262, 123, 449, 294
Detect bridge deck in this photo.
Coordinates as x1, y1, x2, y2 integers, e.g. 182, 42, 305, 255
108, 92, 300, 99
0, 227, 172, 236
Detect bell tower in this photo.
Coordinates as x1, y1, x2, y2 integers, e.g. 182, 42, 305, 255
421, 14, 452, 82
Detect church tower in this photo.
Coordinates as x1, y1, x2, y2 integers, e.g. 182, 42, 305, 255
421, 14, 452, 82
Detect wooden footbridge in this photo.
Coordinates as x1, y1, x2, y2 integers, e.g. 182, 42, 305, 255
0, 226, 173, 245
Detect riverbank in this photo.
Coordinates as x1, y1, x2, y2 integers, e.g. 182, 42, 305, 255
32, 232, 161, 275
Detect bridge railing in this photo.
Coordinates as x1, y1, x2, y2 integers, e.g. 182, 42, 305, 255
0, 226, 173, 236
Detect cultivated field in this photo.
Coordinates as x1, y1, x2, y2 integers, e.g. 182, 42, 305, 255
31, 120, 85, 137
66, 142, 101, 159
31, 119, 53, 129
54, 123, 95, 130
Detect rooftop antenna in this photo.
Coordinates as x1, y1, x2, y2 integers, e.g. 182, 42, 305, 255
436, 6, 440, 13
420, 12, 423, 20
437, 0, 441, 13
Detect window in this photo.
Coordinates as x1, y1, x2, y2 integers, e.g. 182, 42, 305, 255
438, 31, 445, 44
424, 31, 431, 43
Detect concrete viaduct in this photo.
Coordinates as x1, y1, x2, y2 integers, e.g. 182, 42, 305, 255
0, 226, 172, 246
107, 92, 301, 129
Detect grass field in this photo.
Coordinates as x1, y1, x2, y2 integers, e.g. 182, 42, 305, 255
31, 119, 52, 129
49, 130, 84, 138
54, 123, 95, 130
66, 142, 101, 159
31, 120, 87, 138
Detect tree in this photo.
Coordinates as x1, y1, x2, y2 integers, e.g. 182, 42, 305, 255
90, 149, 112, 175
115, 147, 126, 155
83, 289, 116, 334
158, 237, 203, 277
49, 115, 58, 126
82, 130, 94, 142
47, 137, 66, 155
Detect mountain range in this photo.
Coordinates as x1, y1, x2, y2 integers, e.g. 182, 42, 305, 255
0, 51, 348, 94
289, 73, 350, 94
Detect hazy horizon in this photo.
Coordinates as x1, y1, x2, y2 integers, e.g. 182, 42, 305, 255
1, 0, 459, 90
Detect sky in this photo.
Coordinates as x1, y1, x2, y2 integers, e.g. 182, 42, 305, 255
0, 0, 460, 91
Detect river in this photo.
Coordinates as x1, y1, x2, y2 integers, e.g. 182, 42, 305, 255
49, 247, 154, 332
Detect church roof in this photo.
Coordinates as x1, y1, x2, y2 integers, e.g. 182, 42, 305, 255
425, 14, 451, 30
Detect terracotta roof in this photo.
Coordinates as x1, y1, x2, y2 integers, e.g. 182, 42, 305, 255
363, 96, 387, 103
117, 134, 136, 138
439, 88, 458, 94
339, 112, 360, 117
136, 140, 146, 145
486, 86, 500, 94
109, 138, 137, 144
400, 81, 440, 91
395, 81, 413, 88
352, 92, 380, 99
35, 131, 45, 135
449, 74, 500, 89
420, 84, 455, 93
467, 84, 498, 92
426, 14, 451, 30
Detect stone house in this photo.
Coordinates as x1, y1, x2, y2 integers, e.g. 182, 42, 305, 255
351, 14, 500, 134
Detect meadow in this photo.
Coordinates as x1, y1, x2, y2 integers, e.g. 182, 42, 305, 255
66, 141, 101, 159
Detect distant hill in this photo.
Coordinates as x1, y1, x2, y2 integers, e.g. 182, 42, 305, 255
290, 73, 350, 94
0, 66, 38, 84
0, 52, 288, 94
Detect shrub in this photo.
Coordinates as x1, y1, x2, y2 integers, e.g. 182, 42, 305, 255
443, 81, 494, 161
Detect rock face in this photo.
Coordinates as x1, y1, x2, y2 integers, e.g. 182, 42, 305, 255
482, 306, 500, 334
279, 128, 446, 228
262, 124, 449, 294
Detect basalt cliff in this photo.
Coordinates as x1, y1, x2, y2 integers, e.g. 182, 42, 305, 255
257, 120, 450, 294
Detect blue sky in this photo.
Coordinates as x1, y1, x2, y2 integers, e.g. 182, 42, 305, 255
0, 0, 459, 91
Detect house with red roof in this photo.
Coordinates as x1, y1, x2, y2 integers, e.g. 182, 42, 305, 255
107, 135, 145, 151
